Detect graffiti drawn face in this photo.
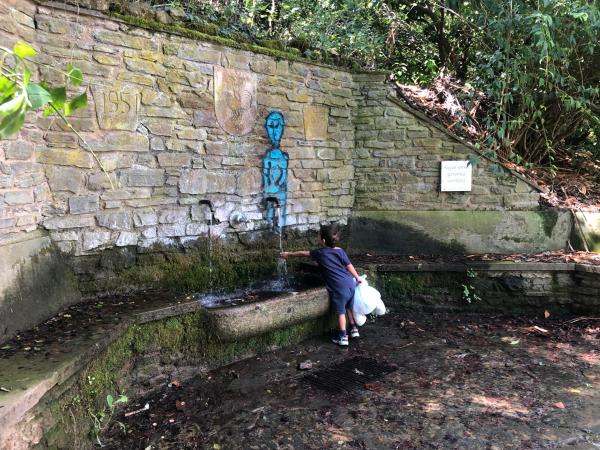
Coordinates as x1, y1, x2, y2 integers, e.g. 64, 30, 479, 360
265, 112, 284, 147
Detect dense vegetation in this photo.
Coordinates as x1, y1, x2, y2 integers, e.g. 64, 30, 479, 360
116, 0, 599, 182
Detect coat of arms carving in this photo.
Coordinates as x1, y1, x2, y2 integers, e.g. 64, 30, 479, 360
213, 66, 257, 136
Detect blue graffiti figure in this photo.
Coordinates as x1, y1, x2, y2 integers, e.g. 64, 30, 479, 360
263, 111, 288, 230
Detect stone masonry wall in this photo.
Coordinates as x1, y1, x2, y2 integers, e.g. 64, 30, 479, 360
0, 0, 544, 260
0, 0, 356, 255
353, 76, 540, 211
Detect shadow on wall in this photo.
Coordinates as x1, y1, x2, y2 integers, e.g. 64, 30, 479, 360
347, 210, 573, 255
0, 233, 80, 344
347, 216, 466, 255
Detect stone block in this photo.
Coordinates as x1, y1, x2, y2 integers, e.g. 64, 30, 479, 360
94, 30, 155, 50
4, 190, 34, 205
177, 44, 221, 64
236, 168, 262, 195
46, 166, 85, 193
158, 224, 186, 237
93, 53, 121, 66
142, 227, 157, 239
158, 207, 189, 224
37, 149, 94, 169
44, 215, 95, 230
250, 59, 276, 75
5, 141, 34, 160
117, 71, 155, 87
69, 195, 100, 214
83, 230, 112, 251
328, 165, 354, 182
96, 211, 132, 230
186, 223, 208, 236
115, 231, 138, 247
85, 132, 149, 152
143, 119, 174, 136
291, 198, 320, 213
413, 138, 443, 149
379, 129, 407, 141
124, 57, 166, 77
88, 172, 118, 191
124, 168, 165, 187
157, 153, 192, 168
303, 105, 329, 141
179, 169, 237, 194
317, 148, 336, 160
133, 209, 158, 227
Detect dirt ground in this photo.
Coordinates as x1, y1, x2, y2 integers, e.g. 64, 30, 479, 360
102, 310, 600, 450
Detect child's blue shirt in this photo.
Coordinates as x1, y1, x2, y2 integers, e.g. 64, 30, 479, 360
310, 247, 355, 293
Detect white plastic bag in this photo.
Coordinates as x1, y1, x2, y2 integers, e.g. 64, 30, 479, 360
354, 312, 367, 326
372, 297, 386, 316
352, 275, 384, 320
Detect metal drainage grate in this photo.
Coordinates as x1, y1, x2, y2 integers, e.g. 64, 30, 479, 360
304, 356, 397, 394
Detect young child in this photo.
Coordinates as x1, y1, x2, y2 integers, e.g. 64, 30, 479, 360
280, 223, 362, 346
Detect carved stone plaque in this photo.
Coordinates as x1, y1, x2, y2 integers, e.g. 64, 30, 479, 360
93, 84, 140, 131
213, 66, 257, 136
303, 104, 329, 140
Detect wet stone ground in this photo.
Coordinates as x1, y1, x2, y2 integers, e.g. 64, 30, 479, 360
102, 311, 600, 450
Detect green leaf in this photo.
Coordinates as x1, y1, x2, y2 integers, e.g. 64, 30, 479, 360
43, 87, 67, 117
0, 92, 26, 117
66, 64, 83, 87
13, 41, 36, 59
64, 92, 87, 116
106, 394, 113, 409
0, 107, 26, 138
0, 76, 16, 102
26, 83, 51, 109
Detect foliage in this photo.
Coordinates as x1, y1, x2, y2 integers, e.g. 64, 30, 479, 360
0, 41, 87, 138
461, 269, 481, 304
140, 0, 599, 171
472, 0, 600, 168
90, 393, 128, 445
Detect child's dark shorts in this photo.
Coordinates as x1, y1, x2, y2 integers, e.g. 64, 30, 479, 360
329, 287, 355, 315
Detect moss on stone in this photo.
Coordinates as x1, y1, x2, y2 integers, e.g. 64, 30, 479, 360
107, 13, 382, 74
44, 308, 330, 447
538, 209, 559, 238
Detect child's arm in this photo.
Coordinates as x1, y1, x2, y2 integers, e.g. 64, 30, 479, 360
346, 263, 362, 283
280, 250, 310, 258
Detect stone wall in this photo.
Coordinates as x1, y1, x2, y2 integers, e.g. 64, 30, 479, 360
0, 0, 356, 255
353, 76, 540, 211
377, 262, 600, 313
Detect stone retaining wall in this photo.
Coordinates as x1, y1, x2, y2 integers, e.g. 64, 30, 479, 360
377, 262, 600, 313
0, 0, 357, 255
353, 78, 540, 211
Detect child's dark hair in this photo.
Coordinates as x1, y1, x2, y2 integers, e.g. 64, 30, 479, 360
320, 223, 341, 247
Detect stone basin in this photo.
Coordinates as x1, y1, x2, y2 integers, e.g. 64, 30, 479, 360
205, 287, 329, 341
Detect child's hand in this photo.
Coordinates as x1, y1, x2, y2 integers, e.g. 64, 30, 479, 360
280, 252, 289, 258
355, 277, 362, 284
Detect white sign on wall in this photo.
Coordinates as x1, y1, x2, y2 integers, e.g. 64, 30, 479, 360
440, 160, 472, 192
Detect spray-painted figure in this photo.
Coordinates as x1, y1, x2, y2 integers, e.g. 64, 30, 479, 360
262, 111, 288, 230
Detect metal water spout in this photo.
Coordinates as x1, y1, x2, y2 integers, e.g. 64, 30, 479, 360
198, 199, 219, 225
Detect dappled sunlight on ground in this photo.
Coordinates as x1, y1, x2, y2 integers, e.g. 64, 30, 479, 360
102, 312, 600, 449
470, 394, 530, 418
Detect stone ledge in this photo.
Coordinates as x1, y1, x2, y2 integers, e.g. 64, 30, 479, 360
374, 261, 577, 273
0, 287, 328, 446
